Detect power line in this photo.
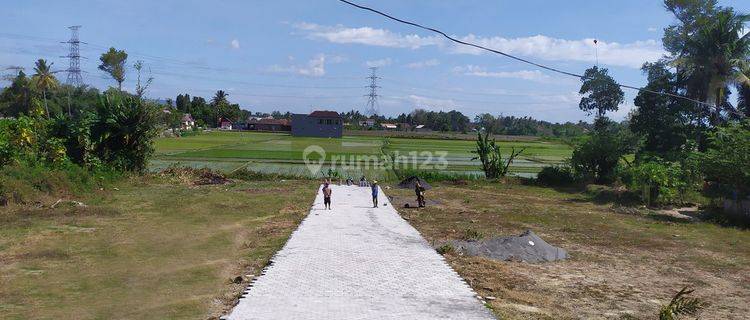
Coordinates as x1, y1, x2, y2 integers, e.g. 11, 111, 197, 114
337, 0, 717, 108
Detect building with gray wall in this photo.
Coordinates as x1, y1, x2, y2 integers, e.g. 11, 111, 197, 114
291, 111, 343, 138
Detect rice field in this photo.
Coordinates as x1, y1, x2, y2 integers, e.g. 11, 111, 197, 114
151, 131, 572, 179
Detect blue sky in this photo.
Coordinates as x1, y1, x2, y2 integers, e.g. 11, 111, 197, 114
2, 0, 749, 123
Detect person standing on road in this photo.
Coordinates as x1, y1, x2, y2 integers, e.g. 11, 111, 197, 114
415, 180, 426, 208
322, 181, 332, 210
371, 180, 379, 208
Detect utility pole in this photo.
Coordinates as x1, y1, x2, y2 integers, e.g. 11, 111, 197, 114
364, 67, 380, 116
61, 25, 85, 87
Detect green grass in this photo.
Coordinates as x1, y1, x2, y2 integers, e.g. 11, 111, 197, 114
152, 131, 572, 179
0, 175, 317, 320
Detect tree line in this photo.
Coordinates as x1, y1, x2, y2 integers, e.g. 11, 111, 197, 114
536, 0, 749, 210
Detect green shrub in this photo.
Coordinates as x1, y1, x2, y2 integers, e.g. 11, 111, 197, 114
536, 165, 579, 186
227, 167, 311, 181
627, 158, 700, 206
397, 168, 482, 182
571, 130, 633, 184
472, 130, 523, 179
700, 120, 750, 199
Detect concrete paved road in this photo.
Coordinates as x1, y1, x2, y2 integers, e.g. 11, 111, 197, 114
225, 185, 495, 320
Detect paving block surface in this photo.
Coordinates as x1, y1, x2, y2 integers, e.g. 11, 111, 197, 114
226, 185, 495, 320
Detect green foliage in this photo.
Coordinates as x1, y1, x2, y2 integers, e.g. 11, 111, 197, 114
631, 62, 693, 159
658, 286, 707, 320
0, 116, 68, 167
536, 165, 579, 186
701, 120, 750, 198
98, 47, 128, 91
0, 70, 33, 116
89, 95, 160, 172
571, 123, 634, 184
1, 93, 159, 173
474, 113, 590, 138
31, 59, 59, 118
397, 168, 481, 182
626, 157, 700, 206
472, 130, 524, 179
578, 66, 624, 121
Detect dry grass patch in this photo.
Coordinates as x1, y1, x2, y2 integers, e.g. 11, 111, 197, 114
0, 175, 317, 320
387, 180, 750, 319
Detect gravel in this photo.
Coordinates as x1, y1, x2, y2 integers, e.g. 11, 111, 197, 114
452, 230, 568, 263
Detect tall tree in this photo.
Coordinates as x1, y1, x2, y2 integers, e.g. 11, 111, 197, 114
211, 90, 229, 106
669, 7, 750, 125
31, 59, 58, 118
133, 60, 153, 98
578, 66, 624, 130
98, 47, 128, 91
631, 62, 691, 159
0, 71, 32, 117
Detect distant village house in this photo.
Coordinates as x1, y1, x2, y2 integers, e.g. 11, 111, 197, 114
291, 111, 343, 138
181, 114, 195, 130
247, 117, 291, 132
218, 117, 233, 130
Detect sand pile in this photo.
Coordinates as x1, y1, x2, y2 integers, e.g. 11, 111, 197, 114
452, 230, 567, 263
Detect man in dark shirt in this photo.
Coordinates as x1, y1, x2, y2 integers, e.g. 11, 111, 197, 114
415, 181, 426, 207
371, 180, 379, 208
322, 182, 332, 210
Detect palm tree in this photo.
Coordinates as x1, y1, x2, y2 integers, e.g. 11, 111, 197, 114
211, 90, 229, 106
739, 66, 750, 117
32, 59, 59, 118
672, 9, 750, 125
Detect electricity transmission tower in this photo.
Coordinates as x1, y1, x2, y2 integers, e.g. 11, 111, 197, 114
61, 25, 85, 87
364, 67, 380, 116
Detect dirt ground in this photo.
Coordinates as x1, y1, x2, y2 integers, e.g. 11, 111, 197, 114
387, 181, 750, 319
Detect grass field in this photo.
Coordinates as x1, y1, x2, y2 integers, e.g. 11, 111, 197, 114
387, 181, 750, 319
0, 175, 317, 320
152, 131, 572, 179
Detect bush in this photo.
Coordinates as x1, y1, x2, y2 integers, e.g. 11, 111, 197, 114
536, 165, 579, 186
701, 120, 750, 199
571, 128, 634, 184
626, 158, 700, 206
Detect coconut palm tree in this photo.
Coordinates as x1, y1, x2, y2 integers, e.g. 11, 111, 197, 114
739, 65, 750, 117
211, 90, 229, 106
672, 9, 750, 125
31, 59, 59, 118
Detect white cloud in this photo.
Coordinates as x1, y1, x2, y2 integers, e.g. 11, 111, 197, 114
293, 22, 442, 49
293, 22, 664, 68
365, 58, 392, 67
268, 54, 326, 77
647, 27, 658, 32
453, 65, 550, 81
230, 39, 240, 49
450, 35, 663, 68
406, 59, 440, 68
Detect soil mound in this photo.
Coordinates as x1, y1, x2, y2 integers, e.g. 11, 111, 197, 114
452, 230, 567, 263
397, 176, 432, 190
